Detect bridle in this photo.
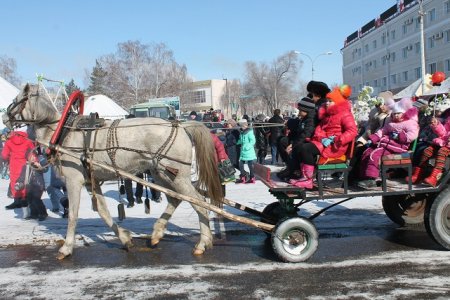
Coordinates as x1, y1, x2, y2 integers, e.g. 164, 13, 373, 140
6, 87, 58, 127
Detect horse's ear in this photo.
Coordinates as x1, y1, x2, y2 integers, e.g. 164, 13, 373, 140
22, 83, 31, 95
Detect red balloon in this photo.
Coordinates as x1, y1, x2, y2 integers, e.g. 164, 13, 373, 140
432, 71, 446, 85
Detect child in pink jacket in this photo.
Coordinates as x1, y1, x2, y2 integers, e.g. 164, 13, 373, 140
357, 98, 419, 188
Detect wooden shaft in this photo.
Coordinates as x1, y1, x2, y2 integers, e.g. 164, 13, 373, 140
38, 139, 275, 232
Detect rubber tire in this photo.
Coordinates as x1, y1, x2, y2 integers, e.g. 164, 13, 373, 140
382, 194, 428, 226
424, 186, 450, 250
271, 217, 318, 263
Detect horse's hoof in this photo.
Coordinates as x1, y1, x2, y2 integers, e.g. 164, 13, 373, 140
56, 252, 67, 260
125, 241, 134, 250
151, 239, 160, 246
192, 248, 204, 256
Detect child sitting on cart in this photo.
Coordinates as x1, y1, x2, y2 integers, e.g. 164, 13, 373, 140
278, 97, 316, 181
357, 97, 419, 188
289, 87, 357, 189
409, 100, 450, 187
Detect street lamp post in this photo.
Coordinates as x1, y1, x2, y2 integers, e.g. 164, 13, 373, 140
294, 51, 333, 80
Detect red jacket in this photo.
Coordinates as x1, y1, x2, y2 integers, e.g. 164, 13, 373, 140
311, 101, 357, 159
2, 131, 35, 198
211, 133, 228, 163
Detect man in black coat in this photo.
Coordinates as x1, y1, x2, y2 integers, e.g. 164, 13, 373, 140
268, 109, 285, 165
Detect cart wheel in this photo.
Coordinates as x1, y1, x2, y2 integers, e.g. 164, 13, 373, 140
382, 194, 428, 226
261, 202, 283, 225
424, 186, 450, 250
271, 217, 318, 263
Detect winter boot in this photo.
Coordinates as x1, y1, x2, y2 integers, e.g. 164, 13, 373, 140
406, 166, 425, 184
290, 164, 315, 189
423, 168, 442, 187
5, 198, 22, 210
276, 167, 291, 180
245, 176, 256, 184
235, 174, 247, 184
289, 163, 305, 185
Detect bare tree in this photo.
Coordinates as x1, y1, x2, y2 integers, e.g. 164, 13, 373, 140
243, 51, 301, 115
0, 55, 21, 86
85, 41, 191, 109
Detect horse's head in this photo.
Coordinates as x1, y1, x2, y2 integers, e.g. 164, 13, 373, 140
3, 83, 59, 129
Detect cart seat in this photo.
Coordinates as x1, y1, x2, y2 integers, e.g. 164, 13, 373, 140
316, 140, 355, 198
380, 139, 417, 192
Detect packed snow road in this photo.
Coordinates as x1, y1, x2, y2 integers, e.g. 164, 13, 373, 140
0, 176, 449, 298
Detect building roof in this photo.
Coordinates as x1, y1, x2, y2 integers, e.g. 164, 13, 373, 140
83, 94, 128, 120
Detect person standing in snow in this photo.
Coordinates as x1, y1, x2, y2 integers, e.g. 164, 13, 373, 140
2, 128, 35, 210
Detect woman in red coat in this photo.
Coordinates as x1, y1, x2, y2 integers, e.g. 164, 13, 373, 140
290, 87, 357, 189
2, 130, 35, 209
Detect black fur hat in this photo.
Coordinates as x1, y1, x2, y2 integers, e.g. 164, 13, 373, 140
306, 81, 330, 98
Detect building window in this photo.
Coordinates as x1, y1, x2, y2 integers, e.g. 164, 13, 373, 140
402, 47, 408, 59
446, 1, 450, 14
403, 71, 408, 82
415, 67, 421, 79
415, 42, 421, 54
382, 56, 387, 65
365, 63, 370, 71
191, 90, 206, 103
428, 8, 436, 22
382, 33, 386, 45
391, 74, 397, 85
391, 52, 396, 62
446, 29, 450, 42
446, 59, 450, 72
382, 77, 387, 86
428, 37, 435, 49
403, 24, 408, 35
373, 60, 377, 68
365, 44, 369, 53
374, 79, 379, 87
358, 48, 361, 57
391, 30, 396, 40
416, 17, 420, 29
429, 62, 437, 74
373, 40, 377, 49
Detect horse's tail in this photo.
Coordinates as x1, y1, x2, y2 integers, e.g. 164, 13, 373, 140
183, 121, 224, 208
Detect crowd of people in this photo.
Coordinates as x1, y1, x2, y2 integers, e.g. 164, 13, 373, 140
201, 79, 449, 191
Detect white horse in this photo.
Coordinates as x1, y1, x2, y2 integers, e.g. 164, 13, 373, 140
4, 84, 223, 259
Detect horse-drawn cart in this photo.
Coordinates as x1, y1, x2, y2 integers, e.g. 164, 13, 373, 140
4, 86, 450, 263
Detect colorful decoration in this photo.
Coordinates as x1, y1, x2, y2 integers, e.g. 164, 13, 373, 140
352, 86, 381, 124
339, 84, 352, 98
431, 71, 446, 86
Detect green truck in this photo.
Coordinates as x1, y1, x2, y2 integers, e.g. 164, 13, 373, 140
129, 103, 176, 120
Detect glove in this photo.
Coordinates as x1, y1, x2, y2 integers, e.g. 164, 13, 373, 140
390, 132, 399, 140
321, 137, 333, 147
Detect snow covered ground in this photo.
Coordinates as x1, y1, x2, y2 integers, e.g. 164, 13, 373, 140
1, 167, 449, 299
0, 165, 389, 248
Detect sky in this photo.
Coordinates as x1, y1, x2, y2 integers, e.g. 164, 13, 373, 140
0, 0, 398, 89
